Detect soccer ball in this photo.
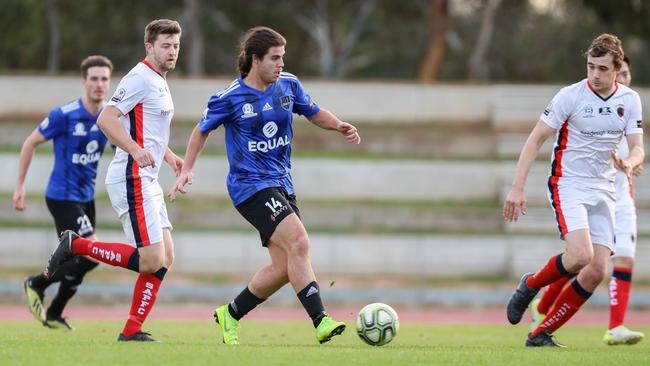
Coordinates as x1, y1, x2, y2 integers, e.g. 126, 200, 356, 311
356, 303, 399, 346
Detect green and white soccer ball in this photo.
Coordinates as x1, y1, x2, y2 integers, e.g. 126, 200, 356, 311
356, 302, 399, 346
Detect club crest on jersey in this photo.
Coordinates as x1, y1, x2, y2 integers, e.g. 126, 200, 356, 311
111, 88, 126, 103
280, 96, 291, 111
616, 104, 624, 118
241, 103, 258, 119
72, 122, 87, 136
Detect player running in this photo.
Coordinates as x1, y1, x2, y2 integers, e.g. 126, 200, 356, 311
530, 56, 645, 345
17, 55, 113, 330
168, 26, 360, 345
503, 34, 644, 347
44, 19, 184, 342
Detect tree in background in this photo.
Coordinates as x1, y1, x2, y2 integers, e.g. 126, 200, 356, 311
417, 0, 452, 83
0, 0, 648, 84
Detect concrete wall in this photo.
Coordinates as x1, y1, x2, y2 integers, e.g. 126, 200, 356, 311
0, 154, 501, 202
4, 228, 650, 278
3, 75, 649, 123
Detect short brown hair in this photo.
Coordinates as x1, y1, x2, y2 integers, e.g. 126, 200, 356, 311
237, 26, 286, 76
584, 33, 625, 70
80, 55, 113, 78
144, 19, 182, 44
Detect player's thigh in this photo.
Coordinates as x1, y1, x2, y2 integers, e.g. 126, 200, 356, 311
547, 178, 590, 238
614, 204, 637, 259
162, 228, 174, 267
587, 193, 616, 252
45, 197, 96, 237
269, 213, 309, 253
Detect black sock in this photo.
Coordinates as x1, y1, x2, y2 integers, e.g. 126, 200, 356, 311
47, 257, 98, 318
228, 286, 265, 321
29, 273, 52, 289
297, 281, 326, 328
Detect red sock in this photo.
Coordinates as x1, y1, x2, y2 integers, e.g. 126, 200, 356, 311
609, 267, 632, 330
122, 269, 166, 337
532, 279, 591, 336
72, 237, 138, 270
537, 275, 572, 314
526, 254, 570, 290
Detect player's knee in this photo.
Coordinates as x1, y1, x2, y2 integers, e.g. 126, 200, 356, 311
289, 234, 311, 258
139, 254, 165, 274
586, 262, 607, 283
164, 251, 174, 268
565, 249, 592, 271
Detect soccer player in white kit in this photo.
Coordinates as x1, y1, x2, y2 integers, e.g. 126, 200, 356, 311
503, 34, 644, 347
603, 56, 645, 344
44, 19, 183, 342
530, 56, 645, 345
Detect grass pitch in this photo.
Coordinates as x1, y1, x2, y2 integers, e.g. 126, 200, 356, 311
1, 320, 649, 366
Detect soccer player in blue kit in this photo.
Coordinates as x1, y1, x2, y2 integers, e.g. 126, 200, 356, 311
15, 55, 113, 329
169, 26, 360, 345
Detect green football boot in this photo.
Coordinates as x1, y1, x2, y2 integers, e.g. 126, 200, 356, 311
316, 316, 346, 344
24, 277, 46, 324
214, 305, 240, 345
603, 325, 645, 345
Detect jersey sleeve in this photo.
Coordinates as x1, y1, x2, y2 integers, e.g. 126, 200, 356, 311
291, 77, 320, 117
624, 92, 643, 135
540, 87, 573, 129
37, 107, 65, 140
107, 73, 147, 115
199, 93, 230, 133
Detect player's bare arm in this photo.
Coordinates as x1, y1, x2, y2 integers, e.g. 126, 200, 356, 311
164, 148, 183, 177
168, 124, 210, 200
13, 129, 47, 211
624, 133, 645, 178
503, 120, 557, 222
97, 105, 156, 168
307, 108, 361, 144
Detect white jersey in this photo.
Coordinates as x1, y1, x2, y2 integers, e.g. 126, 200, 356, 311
541, 79, 643, 188
105, 61, 174, 184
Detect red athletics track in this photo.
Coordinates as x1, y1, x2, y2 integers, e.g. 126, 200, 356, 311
2, 306, 650, 325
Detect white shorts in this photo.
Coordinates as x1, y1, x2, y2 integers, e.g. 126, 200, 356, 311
106, 177, 172, 247
614, 182, 637, 258
547, 176, 615, 250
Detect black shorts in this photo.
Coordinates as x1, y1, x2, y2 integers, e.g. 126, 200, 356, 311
235, 187, 300, 246
45, 197, 96, 238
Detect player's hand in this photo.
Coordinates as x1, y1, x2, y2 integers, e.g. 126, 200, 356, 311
164, 151, 184, 177
132, 148, 156, 168
611, 151, 633, 179
632, 164, 644, 177
168, 170, 193, 201
503, 187, 526, 222
338, 122, 361, 144
12, 186, 26, 211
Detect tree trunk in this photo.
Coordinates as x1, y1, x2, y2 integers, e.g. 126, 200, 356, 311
468, 0, 502, 80
417, 0, 451, 83
184, 0, 204, 76
46, 0, 60, 74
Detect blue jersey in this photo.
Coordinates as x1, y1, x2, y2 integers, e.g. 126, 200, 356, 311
38, 98, 108, 202
200, 72, 320, 205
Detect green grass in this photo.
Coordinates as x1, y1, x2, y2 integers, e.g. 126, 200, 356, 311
1, 321, 649, 365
